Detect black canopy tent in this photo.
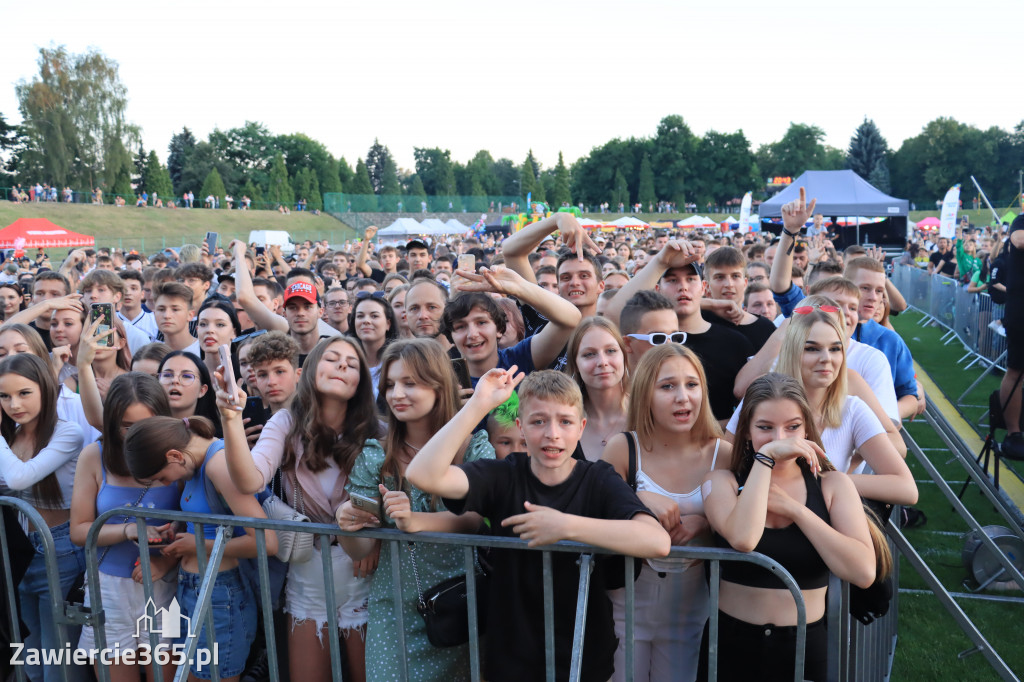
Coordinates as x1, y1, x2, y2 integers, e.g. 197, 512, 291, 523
759, 170, 909, 248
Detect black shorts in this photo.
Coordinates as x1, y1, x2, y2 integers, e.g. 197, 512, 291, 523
1006, 324, 1022, 371
697, 610, 827, 681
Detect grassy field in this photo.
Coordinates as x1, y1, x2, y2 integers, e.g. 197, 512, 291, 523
889, 311, 1023, 681
0, 202, 359, 253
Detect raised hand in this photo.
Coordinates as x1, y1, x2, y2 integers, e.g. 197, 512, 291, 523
781, 187, 817, 233
655, 240, 699, 270
455, 265, 527, 298
554, 213, 600, 261
364, 225, 378, 241
471, 366, 525, 412
213, 368, 245, 419
47, 293, 84, 315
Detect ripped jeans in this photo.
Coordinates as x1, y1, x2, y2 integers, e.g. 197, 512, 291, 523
285, 543, 370, 642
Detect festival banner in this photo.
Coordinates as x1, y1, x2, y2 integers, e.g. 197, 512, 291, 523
939, 185, 960, 239
738, 192, 752, 233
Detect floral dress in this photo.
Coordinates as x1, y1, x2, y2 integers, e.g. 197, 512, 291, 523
347, 431, 494, 681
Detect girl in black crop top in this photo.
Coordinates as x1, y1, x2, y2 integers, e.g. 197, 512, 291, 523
700, 374, 884, 681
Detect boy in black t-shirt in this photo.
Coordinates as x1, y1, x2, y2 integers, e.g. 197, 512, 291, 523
407, 369, 669, 682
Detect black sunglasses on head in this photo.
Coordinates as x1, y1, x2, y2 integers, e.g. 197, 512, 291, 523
232, 329, 268, 345
355, 290, 385, 300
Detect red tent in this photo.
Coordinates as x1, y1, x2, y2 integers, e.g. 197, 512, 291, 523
0, 218, 95, 249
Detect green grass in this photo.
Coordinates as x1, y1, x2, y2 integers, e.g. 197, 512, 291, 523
888, 311, 1023, 680
0, 201, 359, 254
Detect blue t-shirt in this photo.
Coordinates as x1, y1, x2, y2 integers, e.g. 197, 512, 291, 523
469, 335, 536, 387
854, 320, 916, 399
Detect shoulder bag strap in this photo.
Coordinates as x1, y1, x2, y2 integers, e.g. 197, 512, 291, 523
625, 431, 638, 492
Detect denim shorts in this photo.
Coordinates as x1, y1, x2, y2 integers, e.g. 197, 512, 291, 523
177, 567, 257, 680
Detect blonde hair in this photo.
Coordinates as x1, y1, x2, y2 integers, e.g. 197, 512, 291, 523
627, 344, 720, 447
565, 316, 630, 403
776, 307, 848, 428
518, 370, 584, 419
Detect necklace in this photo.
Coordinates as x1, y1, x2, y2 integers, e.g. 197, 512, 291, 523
404, 441, 424, 452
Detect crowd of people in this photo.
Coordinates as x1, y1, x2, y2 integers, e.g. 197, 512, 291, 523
0, 186, 1020, 682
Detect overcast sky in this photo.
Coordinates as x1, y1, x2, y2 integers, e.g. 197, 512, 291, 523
2, 0, 1020, 173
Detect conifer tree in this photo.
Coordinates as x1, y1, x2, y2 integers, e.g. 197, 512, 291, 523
847, 118, 890, 192
613, 168, 629, 208
638, 153, 656, 208
144, 150, 173, 201
266, 153, 294, 207
307, 170, 322, 211
200, 167, 227, 208
242, 178, 262, 209
519, 153, 536, 199
550, 152, 572, 206
349, 158, 376, 211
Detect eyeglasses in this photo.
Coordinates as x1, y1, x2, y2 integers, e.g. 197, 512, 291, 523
159, 371, 198, 386
626, 332, 688, 345
232, 329, 268, 345
326, 299, 351, 308
355, 290, 386, 300
793, 305, 840, 315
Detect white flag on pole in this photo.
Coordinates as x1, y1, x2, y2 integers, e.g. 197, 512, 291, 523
738, 192, 752, 234
939, 185, 960, 239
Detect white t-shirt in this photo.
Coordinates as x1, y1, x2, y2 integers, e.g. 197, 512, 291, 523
847, 340, 899, 425
0, 420, 84, 510
726, 395, 885, 473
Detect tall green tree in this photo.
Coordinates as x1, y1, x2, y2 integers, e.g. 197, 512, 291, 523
132, 144, 147, 191
519, 152, 537, 199
103, 136, 133, 199
413, 148, 457, 195
612, 168, 629, 208
241, 178, 263, 209
550, 152, 572, 206
348, 158, 376, 211
571, 137, 649, 206
366, 139, 394, 194
144, 150, 173, 201
307, 170, 322, 211
178, 141, 234, 197
491, 158, 519, 196
408, 174, 427, 198
693, 130, 760, 205
637, 153, 655, 208
1, 113, 24, 185
846, 118, 890, 193
200, 167, 227, 208
337, 157, 354, 191
266, 153, 294, 207
208, 121, 273, 189
318, 155, 343, 195
167, 127, 196, 195
15, 46, 138, 188
756, 123, 842, 178
651, 115, 697, 205
292, 167, 313, 207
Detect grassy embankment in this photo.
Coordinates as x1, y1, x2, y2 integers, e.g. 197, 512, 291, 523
0, 202, 358, 253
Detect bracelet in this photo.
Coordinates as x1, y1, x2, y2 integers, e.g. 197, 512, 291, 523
782, 228, 801, 255
123, 524, 130, 541
754, 452, 776, 469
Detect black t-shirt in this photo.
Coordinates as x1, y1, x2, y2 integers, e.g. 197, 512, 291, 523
445, 453, 652, 682
704, 310, 776, 353
684, 321, 754, 420
1005, 223, 1024, 324
367, 267, 386, 284
929, 250, 956, 276
29, 321, 52, 350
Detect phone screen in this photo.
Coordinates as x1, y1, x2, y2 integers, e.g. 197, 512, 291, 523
90, 303, 114, 348
218, 344, 238, 406
205, 232, 219, 254
457, 254, 475, 272
451, 358, 472, 390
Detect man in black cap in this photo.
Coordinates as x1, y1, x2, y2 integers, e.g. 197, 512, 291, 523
406, 239, 431, 272
999, 214, 1024, 459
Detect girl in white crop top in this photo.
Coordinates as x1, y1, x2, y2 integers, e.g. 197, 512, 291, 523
601, 344, 732, 682
0, 353, 86, 682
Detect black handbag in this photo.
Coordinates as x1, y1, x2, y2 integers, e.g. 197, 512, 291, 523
408, 542, 489, 648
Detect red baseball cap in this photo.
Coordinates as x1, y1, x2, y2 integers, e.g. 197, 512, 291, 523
283, 281, 318, 306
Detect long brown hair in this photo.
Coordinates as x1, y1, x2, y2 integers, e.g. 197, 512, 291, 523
379, 338, 460, 491
732, 373, 832, 482
0, 323, 50, 364
776, 307, 848, 429
627, 343, 720, 448
0, 353, 63, 506
102, 372, 172, 477
566, 316, 630, 403
283, 336, 380, 474
124, 415, 217, 480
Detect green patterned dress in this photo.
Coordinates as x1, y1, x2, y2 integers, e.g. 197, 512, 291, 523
346, 431, 494, 681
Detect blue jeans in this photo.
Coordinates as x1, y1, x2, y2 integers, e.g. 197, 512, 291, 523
177, 567, 257, 680
21, 520, 87, 682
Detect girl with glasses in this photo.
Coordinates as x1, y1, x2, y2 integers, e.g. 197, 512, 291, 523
602, 344, 729, 682
566, 317, 630, 462
0, 353, 85, 682
156, 351, 220, 434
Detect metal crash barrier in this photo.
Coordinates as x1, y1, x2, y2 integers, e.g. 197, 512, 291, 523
0, 501, 908, 682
